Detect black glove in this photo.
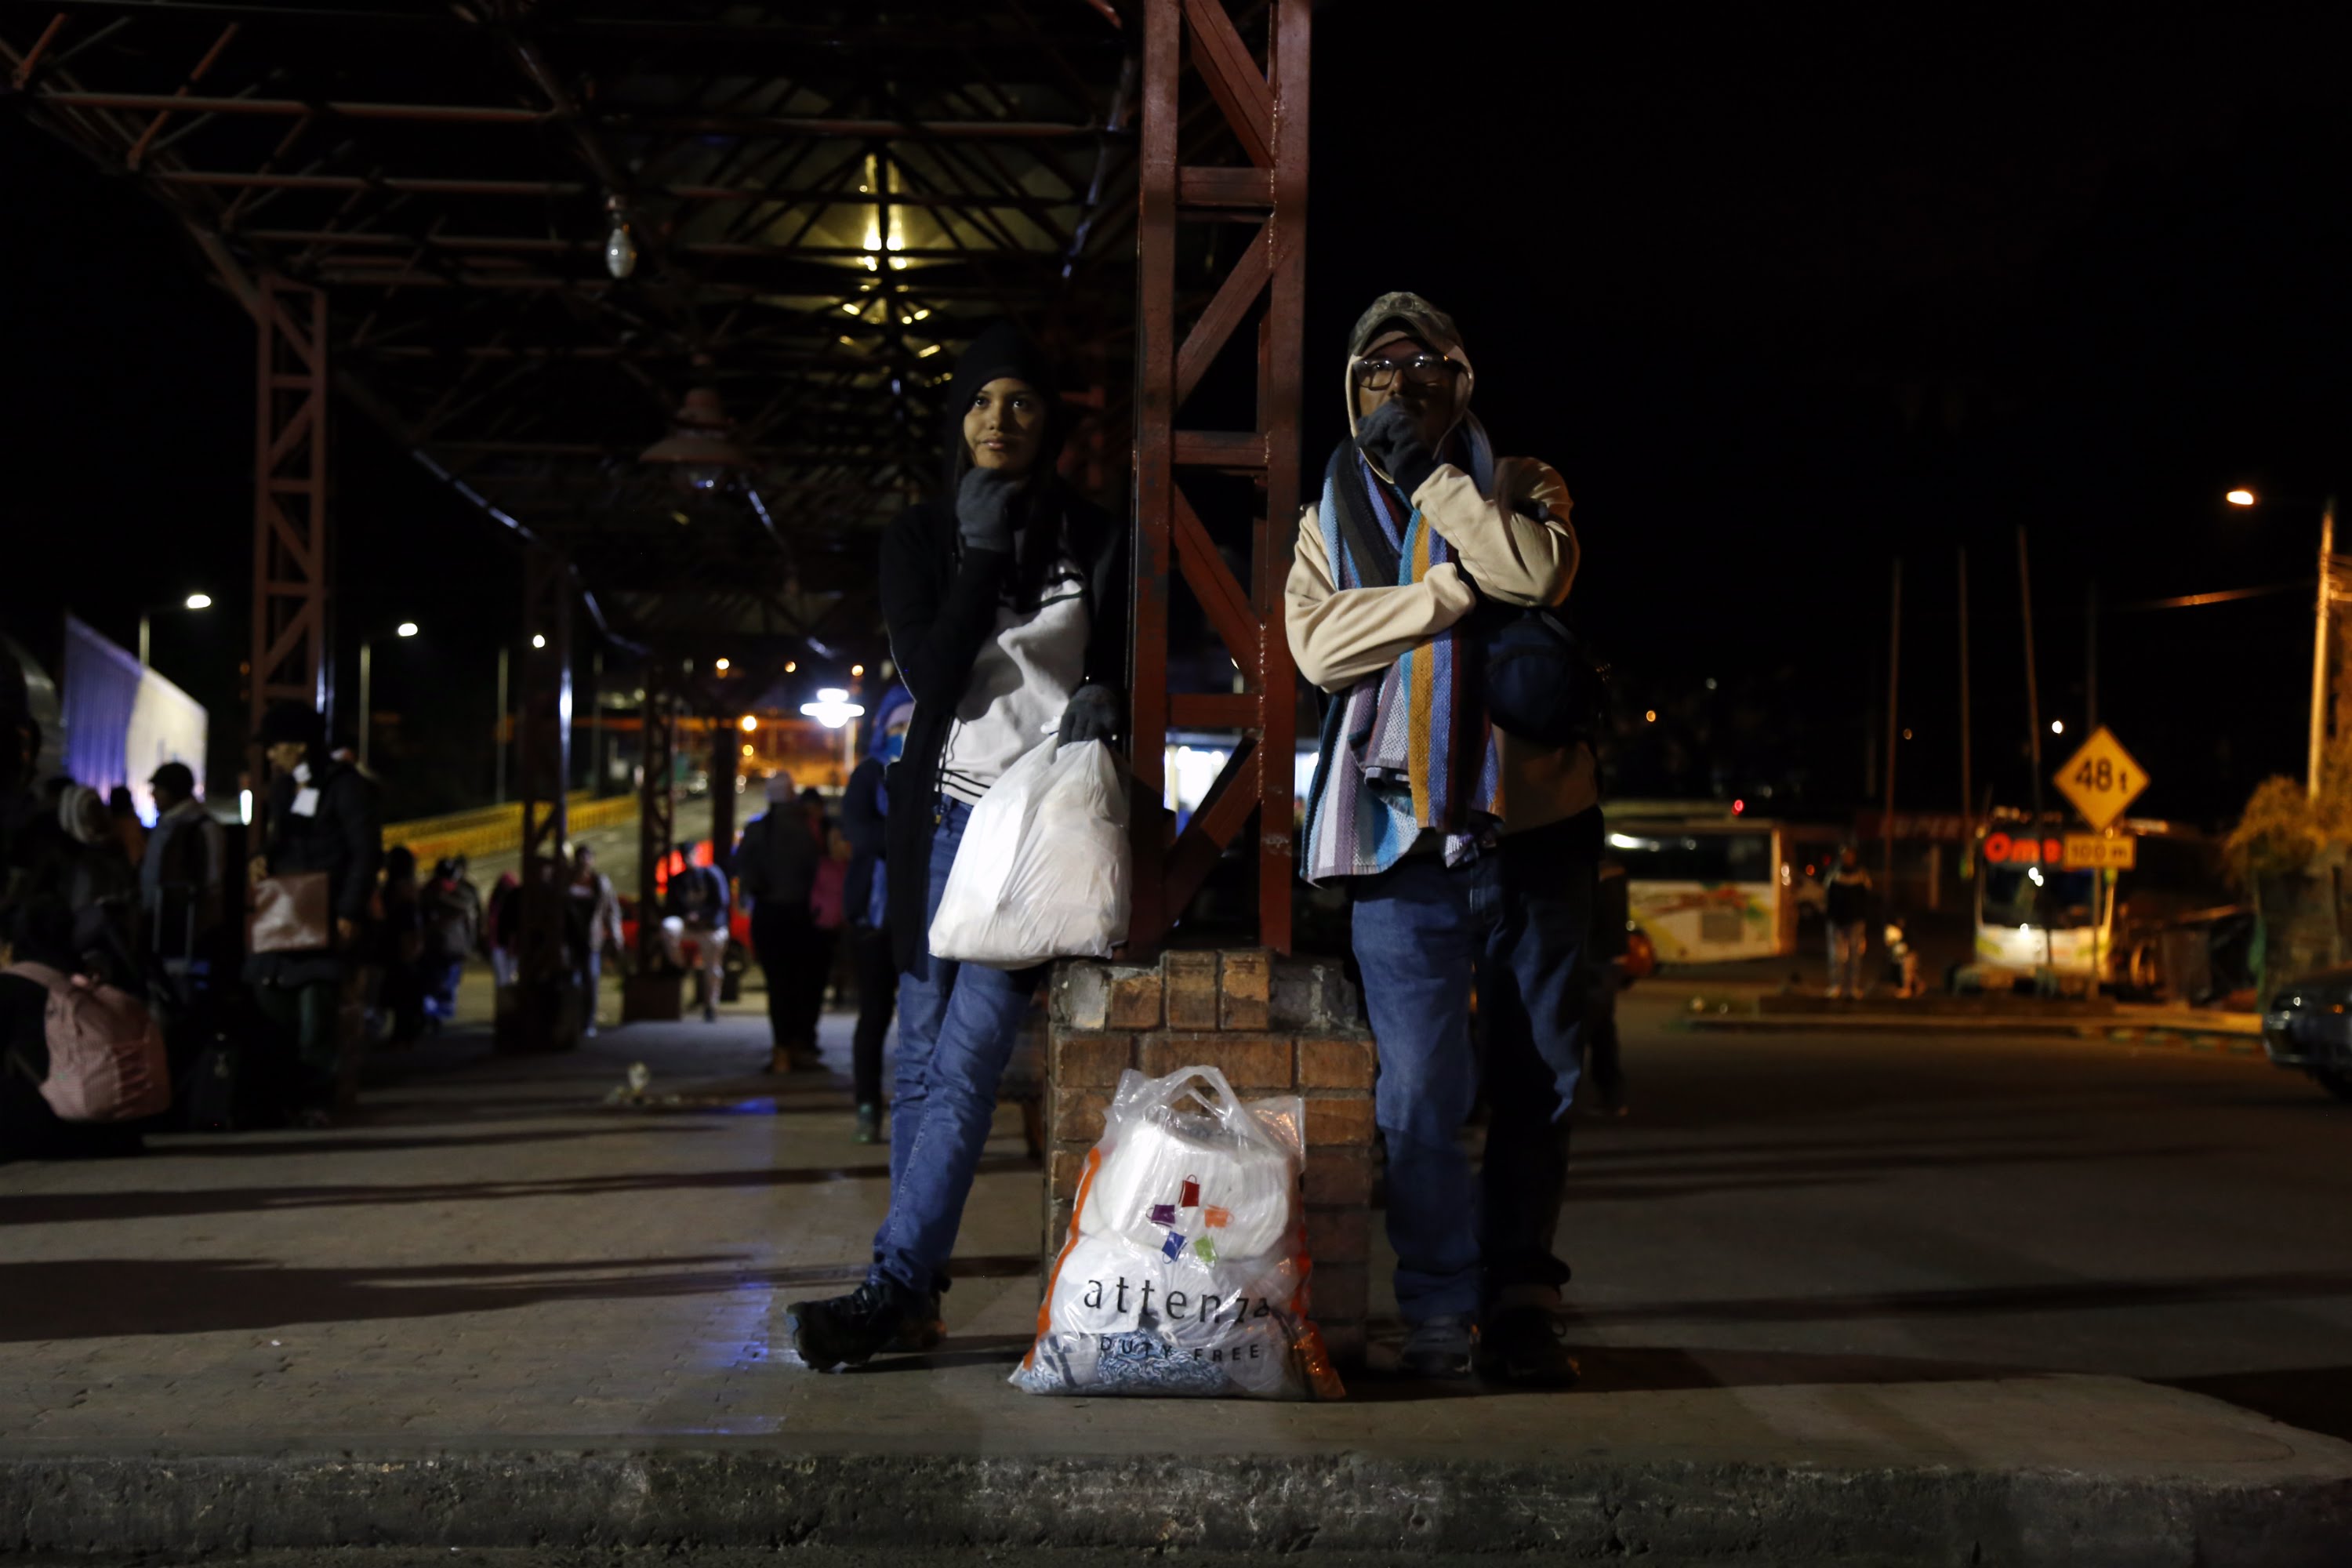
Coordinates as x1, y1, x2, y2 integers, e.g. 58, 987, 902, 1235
956, 466, 1023, 554
1056, 684, 1120, 750
1354, 398, 1439, 499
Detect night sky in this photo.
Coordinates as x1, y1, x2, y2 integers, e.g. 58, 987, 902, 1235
5, 1, 2348, 826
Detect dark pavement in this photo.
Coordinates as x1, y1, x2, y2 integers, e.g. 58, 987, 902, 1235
1573, 992, 2352, 1442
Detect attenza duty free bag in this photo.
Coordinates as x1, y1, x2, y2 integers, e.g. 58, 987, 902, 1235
1014, 1064, 1344, 1400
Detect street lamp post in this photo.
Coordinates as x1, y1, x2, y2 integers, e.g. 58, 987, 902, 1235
357, 620, 420, 771
2226, 489, 2340, 797
137, 593, 213, 669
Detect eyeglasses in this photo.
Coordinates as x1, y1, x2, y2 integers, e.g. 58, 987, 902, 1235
1351, 352, 1463, 393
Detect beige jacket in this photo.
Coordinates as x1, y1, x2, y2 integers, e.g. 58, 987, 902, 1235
1284, 457, 1599, 835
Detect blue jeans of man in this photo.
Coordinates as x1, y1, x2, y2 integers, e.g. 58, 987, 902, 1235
1348, 807, 1602, 1323
872, 797, 1044, 1297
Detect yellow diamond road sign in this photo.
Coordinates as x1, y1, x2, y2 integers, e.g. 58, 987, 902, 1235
2054, 725, 2149, 832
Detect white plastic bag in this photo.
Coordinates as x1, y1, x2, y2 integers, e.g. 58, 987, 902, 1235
1081, 1091, 1295, 1260
928, 736, 1129, 969
1013, 1065, 1344, 1400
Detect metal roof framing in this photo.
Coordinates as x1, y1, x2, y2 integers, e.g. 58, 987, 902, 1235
3, 0, 1145, 640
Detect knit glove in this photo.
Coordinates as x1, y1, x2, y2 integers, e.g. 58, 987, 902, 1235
1354, 399, 1439, 499
1056, 684, 1120, 750
956, 466, 1023, 554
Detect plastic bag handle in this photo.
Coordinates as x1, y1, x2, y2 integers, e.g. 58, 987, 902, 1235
1163, 1064, 1247, 1123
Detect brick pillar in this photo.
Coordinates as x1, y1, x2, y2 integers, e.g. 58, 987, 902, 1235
1045, 948, 1374, 1365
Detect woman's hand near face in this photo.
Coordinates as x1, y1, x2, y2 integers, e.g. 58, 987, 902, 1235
956, 466, 1022, 553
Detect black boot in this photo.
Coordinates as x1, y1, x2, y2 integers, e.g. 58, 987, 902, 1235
786, 1279, 914, 1372
884, 1288, 945, 1352
1476, 1287, 1581, 1387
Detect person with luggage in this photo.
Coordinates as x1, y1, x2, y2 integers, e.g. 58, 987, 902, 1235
245, 701, 381, 1127
785, 321, 1127, 1370
841, 685, 913, 1144
140, 760, 226, 1003
659, 845, 731, 1024
736, 775, 822, 1071
0, 894, 150, 1163
1287, 292, 1596, 1385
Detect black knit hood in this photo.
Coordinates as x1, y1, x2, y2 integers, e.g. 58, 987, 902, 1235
940, 319, 1067, 490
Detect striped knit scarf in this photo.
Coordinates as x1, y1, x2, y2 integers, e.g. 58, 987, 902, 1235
1301, 419, 1504, 884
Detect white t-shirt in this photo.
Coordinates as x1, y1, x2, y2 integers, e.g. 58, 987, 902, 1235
938, 558, 1089, 805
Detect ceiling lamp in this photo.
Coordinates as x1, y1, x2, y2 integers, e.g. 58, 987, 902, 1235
641, 386, 753, 497
800, 688, 866, 731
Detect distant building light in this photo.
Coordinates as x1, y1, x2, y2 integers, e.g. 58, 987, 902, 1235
715, 657, 731, 672
1644, 710, 1657, 723
739, 714, 758, 733
532, 634, 546, 650
2226, 488, 2256, 506
851, 664, 865, 677
2050, 720, 2064, 735
396, 622, 419, 638
185, 593, 213, 611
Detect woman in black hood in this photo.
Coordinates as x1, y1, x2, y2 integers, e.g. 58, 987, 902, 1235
786, 321, 1127, 1370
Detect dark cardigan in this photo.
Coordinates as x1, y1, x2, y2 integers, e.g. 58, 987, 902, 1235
880, 488, 1128, 973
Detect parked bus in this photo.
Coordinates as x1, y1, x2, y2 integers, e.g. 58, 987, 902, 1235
1603, 804, 1798, 964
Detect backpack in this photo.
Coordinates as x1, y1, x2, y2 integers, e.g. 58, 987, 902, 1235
4, 962, 171, 1123
421, 880, 476, 960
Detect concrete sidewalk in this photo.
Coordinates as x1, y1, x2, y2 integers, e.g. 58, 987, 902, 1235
2, 985, 2349, 1563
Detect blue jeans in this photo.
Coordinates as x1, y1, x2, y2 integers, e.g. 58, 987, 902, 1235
872, 797, 1044, 1298
1348, 807, 1601, 1322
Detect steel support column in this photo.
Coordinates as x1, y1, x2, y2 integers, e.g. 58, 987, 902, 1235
510, 546, 574, 1051
709, 714, 739, 873
249, 274, 331, 771
1128, 0, 1308, 953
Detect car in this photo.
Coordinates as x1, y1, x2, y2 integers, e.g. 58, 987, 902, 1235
2261, 969, 2352, 1102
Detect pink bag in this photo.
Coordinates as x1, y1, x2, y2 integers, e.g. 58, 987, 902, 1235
4, 963, 171, 1123
811, 858, 848, 931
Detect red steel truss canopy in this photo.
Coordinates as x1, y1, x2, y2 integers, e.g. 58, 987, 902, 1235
7, 0, 1144, 637
7, 0, 1311, 961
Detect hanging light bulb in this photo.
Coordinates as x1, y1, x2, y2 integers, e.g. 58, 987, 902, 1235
604, 195, 637, 280
641, 385, 753, 497
800, 688, 866, 731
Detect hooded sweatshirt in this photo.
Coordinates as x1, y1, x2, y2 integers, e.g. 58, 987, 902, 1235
1284, 293, 1597, 865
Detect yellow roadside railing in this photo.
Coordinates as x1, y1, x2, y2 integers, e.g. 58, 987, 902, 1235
383, 792, 638, 865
